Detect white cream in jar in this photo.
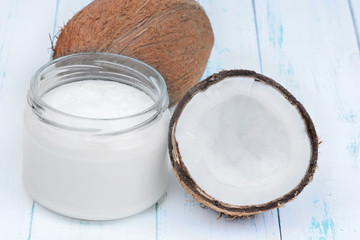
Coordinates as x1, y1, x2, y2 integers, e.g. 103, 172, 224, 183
23, 53, 170, 220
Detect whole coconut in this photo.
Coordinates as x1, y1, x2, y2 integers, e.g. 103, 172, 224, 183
53, 0, 214, 105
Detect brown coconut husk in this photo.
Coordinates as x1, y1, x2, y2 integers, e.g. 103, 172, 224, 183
53, 0, 214, 105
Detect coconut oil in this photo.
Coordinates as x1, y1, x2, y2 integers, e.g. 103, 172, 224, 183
23, 53, 170, 220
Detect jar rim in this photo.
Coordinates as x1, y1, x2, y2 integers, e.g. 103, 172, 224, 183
27, 53, 169, 135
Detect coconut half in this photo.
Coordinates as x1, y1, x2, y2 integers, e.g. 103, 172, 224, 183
169, 70, 318, 217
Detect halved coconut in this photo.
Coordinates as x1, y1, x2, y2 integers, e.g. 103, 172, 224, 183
169, 70, 318, 217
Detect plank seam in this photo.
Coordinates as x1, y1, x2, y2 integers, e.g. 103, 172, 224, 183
26, 202, 35, 240
156, 202, 159, 240
251, 0, 263, 73
251, 1, 282, 239
277, 208, 283, 240
348, 0, 360, 51
51, 0, 61, 59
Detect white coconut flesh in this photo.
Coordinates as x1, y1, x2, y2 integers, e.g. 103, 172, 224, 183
175, 77, 311, 206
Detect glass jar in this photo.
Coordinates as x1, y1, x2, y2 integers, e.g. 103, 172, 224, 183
23, 53, 170, 220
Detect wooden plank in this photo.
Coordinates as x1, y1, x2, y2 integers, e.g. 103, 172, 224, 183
253, 0, 360, 239
157, 1, 281, 239
29, 1, 157, 239
31, 205, 156, 240
0, 0, 58, 239
199, 0, 262, 76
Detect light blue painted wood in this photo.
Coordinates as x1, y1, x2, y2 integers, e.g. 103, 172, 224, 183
31, 204, 157, 240
198, 0, 262, 75
254, 0, 360, 239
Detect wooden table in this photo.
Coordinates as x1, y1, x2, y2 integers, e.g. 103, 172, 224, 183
1, 0, 359, 239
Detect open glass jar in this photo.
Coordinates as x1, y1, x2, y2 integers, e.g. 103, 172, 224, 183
23, 53, 170, 220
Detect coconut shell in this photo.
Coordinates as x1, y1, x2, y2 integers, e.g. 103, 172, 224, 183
53, 0, 214, 105
169, 70, 318, 217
